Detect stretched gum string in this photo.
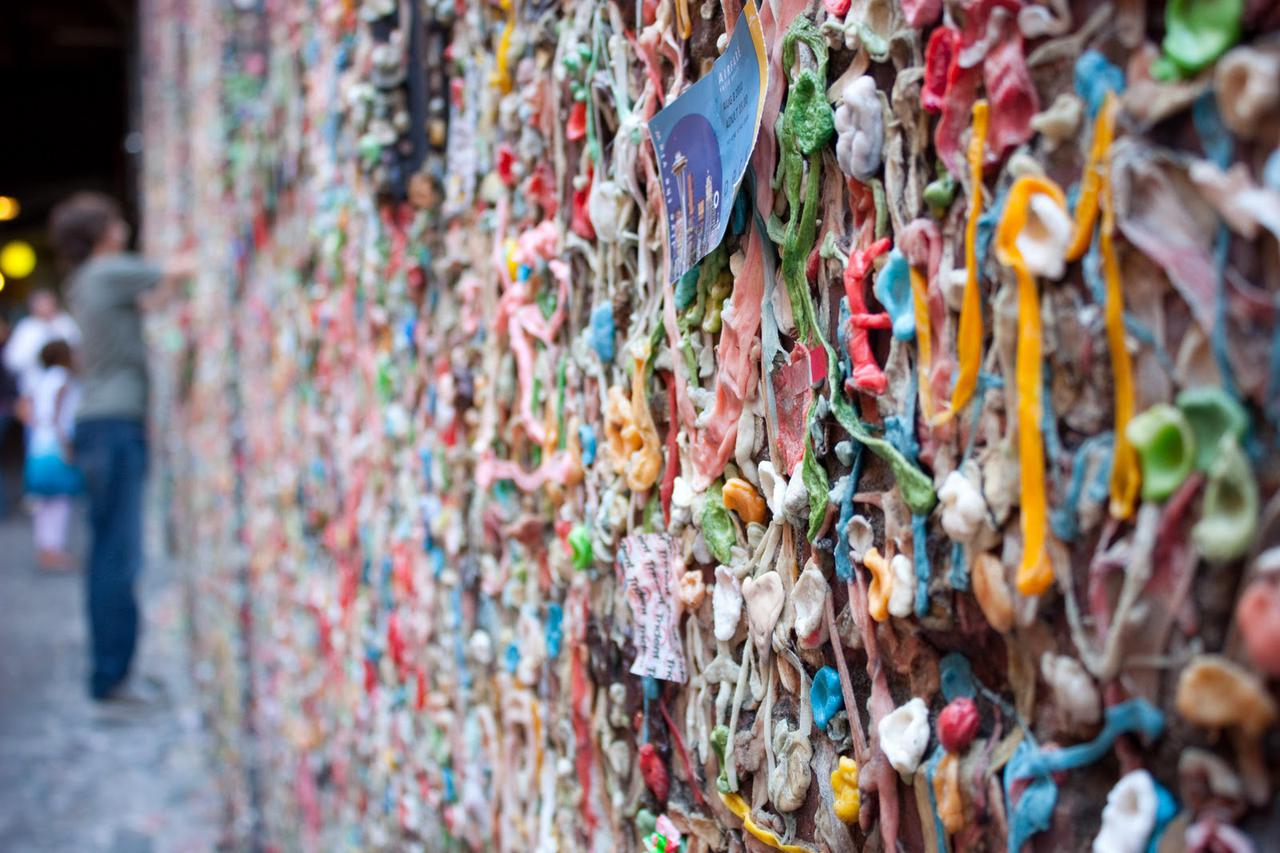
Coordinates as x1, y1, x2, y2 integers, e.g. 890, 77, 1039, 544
1098, 98, 1140, 520
909, 265, 936, 421
996, 175, 1067, 597
1065, 91, 1139, 519
940, 100, 989, 424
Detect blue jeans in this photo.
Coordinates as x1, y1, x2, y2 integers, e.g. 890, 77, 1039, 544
74, 418, 148, 699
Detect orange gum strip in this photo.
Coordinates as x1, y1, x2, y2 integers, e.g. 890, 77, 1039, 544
995, 175, 1068, 596
941, 100, 989, 424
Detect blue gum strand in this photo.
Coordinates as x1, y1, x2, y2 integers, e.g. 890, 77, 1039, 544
924, 744, 951, 853
833, 442, 865, 582
1050, 432, 1114, 542
1004, 699, 1165, 853
545, 602, 564, 658
872, 249, 916, 341
1074, 50, 1126, 115
948, 539, 968, 590
1148, 781, 1179, 853
939, 653, 977, 701
913, 512, 931, 617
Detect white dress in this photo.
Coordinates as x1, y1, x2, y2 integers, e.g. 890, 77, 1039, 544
28, 366, 79, 454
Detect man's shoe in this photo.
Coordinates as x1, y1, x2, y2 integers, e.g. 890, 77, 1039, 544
92, 676, 169, 719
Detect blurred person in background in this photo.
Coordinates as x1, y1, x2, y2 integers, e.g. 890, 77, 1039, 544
0, 316, 16, 518
3, 288, 81, 411
23, 338, 81, 571
48, 192, 193, 706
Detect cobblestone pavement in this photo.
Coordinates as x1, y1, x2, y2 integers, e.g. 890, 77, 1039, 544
0, 503, 224, 853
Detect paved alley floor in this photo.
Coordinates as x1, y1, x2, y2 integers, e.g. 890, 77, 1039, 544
0, 506, 224, 852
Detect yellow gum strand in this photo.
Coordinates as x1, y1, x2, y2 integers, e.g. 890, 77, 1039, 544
995, 175, 1068, 597
674, 0, 693, 39
718, 791, 817, 853
1063, 92, 1138, 518
909, 265, 935, 421
492, 0, 516, 94
1098, 95, 1139, 519
941, 100, 990, 424
1065, 92, 1117, 262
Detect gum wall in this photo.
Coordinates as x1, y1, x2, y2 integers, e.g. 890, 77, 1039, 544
139, 0, 1280, 850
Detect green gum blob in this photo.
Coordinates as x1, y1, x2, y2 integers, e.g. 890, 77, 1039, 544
1154, 0, 1243, 79
701, 272, 733, 334
635, 808, 657, 838
1125, 403, 1196, 503
1192, 436, 1258, 562
924, 166, 958, 216
710, 724, 732, 793
569, 524, 593, 570
1176, 386, 1249, 471
702, 483, 737, 564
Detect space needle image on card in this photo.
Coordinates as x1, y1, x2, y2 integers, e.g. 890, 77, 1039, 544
663, 114, 723, 276
647, 0, 766, 282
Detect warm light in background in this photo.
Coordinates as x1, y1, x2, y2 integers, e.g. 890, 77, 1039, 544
0, 272, 6, 292
0, 197, 19, 221
0, 240, 36, 279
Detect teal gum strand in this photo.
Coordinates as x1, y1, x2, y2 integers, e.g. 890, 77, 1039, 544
832, 443, 865, 581
924, 744, 951, 853
1074, 50, 1125, 115
940, 653, 977, 701
913, 513, 931, 616
948, 540, 968, 590
1148, 781, 1178, 853
1004, 699, 1164, 853
872, 249, 915, 341
1050, 432, 1114, 542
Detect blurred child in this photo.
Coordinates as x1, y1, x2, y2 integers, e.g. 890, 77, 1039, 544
24, 339, 81, 570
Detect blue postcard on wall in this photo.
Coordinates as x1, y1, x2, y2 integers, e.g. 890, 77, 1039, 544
647, 0, 767, 283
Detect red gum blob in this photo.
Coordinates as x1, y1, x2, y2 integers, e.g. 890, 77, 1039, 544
525, 161, 558, 219
571, 162, 596, 240
982, 30, 1039, 163
922, 28, 959, 114
639, 742, 670, 802
496, 144, 517, 186
824, 0, 852, 14
1238, 581, 1280, 677
938, 697, 981, 753
566, 100, 587, 142
902, 0, 943, 27
843, 237, 892, 395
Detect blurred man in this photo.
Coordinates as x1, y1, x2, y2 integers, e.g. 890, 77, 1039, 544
48, 192, 193, 705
